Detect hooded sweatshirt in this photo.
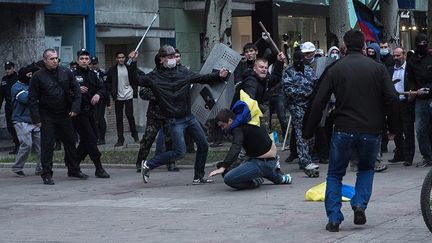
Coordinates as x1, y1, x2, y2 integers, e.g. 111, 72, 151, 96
367, 42, 381, 63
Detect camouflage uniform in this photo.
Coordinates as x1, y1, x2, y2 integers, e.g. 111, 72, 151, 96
283, 65, 317, 168
135, 87, 173, 169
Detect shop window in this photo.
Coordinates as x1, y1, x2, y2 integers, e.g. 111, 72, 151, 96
45, 15, 85, 66
278, 16, 327, 57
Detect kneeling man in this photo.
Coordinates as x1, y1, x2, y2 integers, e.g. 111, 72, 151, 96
209, 107, 292, 190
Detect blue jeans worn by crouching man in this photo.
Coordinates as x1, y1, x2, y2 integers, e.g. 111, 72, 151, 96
223, 157, 287, 190
326, 132, 380, 224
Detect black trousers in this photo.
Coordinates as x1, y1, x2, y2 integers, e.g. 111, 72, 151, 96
94, 100, 107, 140
393, 101, 415, 162
40, 113, 81, 177
5, 107, 19, 147
72, 112, 102, 169
114, 99, 138, 142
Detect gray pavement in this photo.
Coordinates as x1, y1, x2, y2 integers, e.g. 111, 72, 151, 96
0, 142, 432, 242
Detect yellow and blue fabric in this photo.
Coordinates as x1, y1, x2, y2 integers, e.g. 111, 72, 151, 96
230, 89, 263, 130
305, 182, 355, 202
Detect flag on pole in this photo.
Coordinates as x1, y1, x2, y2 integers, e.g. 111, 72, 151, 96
353, 0, 383, 42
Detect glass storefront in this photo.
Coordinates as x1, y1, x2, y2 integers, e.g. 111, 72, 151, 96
278, 15, 327, 55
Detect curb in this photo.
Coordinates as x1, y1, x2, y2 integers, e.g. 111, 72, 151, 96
0, 161, 221, 170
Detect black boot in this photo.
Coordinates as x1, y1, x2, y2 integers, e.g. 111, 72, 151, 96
167, 162, 180, 172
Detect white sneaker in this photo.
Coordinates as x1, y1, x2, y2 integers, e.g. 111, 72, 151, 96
305, 163, 319, 170
281, 174, 292, 184
141, 160, 150, 183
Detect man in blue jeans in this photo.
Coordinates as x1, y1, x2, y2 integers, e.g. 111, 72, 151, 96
208, 108, 292, 190
138, 45, 228, 184
304, 30, 399, 232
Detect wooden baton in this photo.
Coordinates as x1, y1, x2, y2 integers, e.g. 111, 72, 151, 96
258, 21, 280, 53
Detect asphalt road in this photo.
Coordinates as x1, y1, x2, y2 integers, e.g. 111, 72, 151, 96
1, 144, 432, 243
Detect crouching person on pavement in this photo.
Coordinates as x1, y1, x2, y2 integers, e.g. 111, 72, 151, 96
11, 64, 42, 177
208, 108, 292, 190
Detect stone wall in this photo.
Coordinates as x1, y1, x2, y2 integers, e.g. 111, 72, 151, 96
0, 4, 45, 138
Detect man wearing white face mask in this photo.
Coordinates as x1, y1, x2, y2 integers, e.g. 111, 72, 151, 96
137, 45, 229, 184
379, 40, 395, 69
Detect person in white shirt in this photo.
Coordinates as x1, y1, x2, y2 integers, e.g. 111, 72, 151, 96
105, 51, 140, 146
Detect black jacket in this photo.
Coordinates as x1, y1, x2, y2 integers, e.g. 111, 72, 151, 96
105, 61, 138, 101
139, 65, 223, 119
93, 68, 109, 106
234, 60, 254, 84
0, 72, 18, 112
406, 53, 432, 99
73, 66, 105, 114
381, 54, 395, 69
29, 65, 81, 123
304, 51, 399, 137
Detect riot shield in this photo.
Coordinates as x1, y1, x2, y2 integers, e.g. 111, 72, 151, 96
190, 43, 242, 124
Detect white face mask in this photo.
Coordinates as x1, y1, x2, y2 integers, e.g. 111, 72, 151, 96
380, 48, 389, 56
164, 58, 177, 69
330, 53, 340, 60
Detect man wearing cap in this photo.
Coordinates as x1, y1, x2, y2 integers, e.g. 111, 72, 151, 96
11, 64, 42, 177
1, 61, 20, 154
284, 42, 318, 164
138, 45, 229, 184
283, 50, 320, 177
406, 33, 432, 167
301, 42, 317, 70
105, 51, 140, 146
90, 56, 109, 145
29, 48, 88, 185
71, 49, 110, 178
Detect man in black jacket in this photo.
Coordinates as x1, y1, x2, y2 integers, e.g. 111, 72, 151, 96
234, 43, 258, 84
139, 45, 228, 184
235, 56, 284, 112
29, 48, 88, 185
105, 51, 139, 146
304, 30, 399, 232
72, 49, 110, 178
1, 61, 20, 154
387, 47, 415, 166
406, 33, 432, 167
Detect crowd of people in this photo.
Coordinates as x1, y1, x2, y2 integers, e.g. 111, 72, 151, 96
1, 28, 432, 232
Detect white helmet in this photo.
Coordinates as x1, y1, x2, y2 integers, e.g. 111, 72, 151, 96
301, 42, 316, 53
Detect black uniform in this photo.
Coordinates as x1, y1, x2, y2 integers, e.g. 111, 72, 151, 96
0, 72, 20, 149
28, 65, 82, 178
72, 66, 106, 170
93, 68, 108, 143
